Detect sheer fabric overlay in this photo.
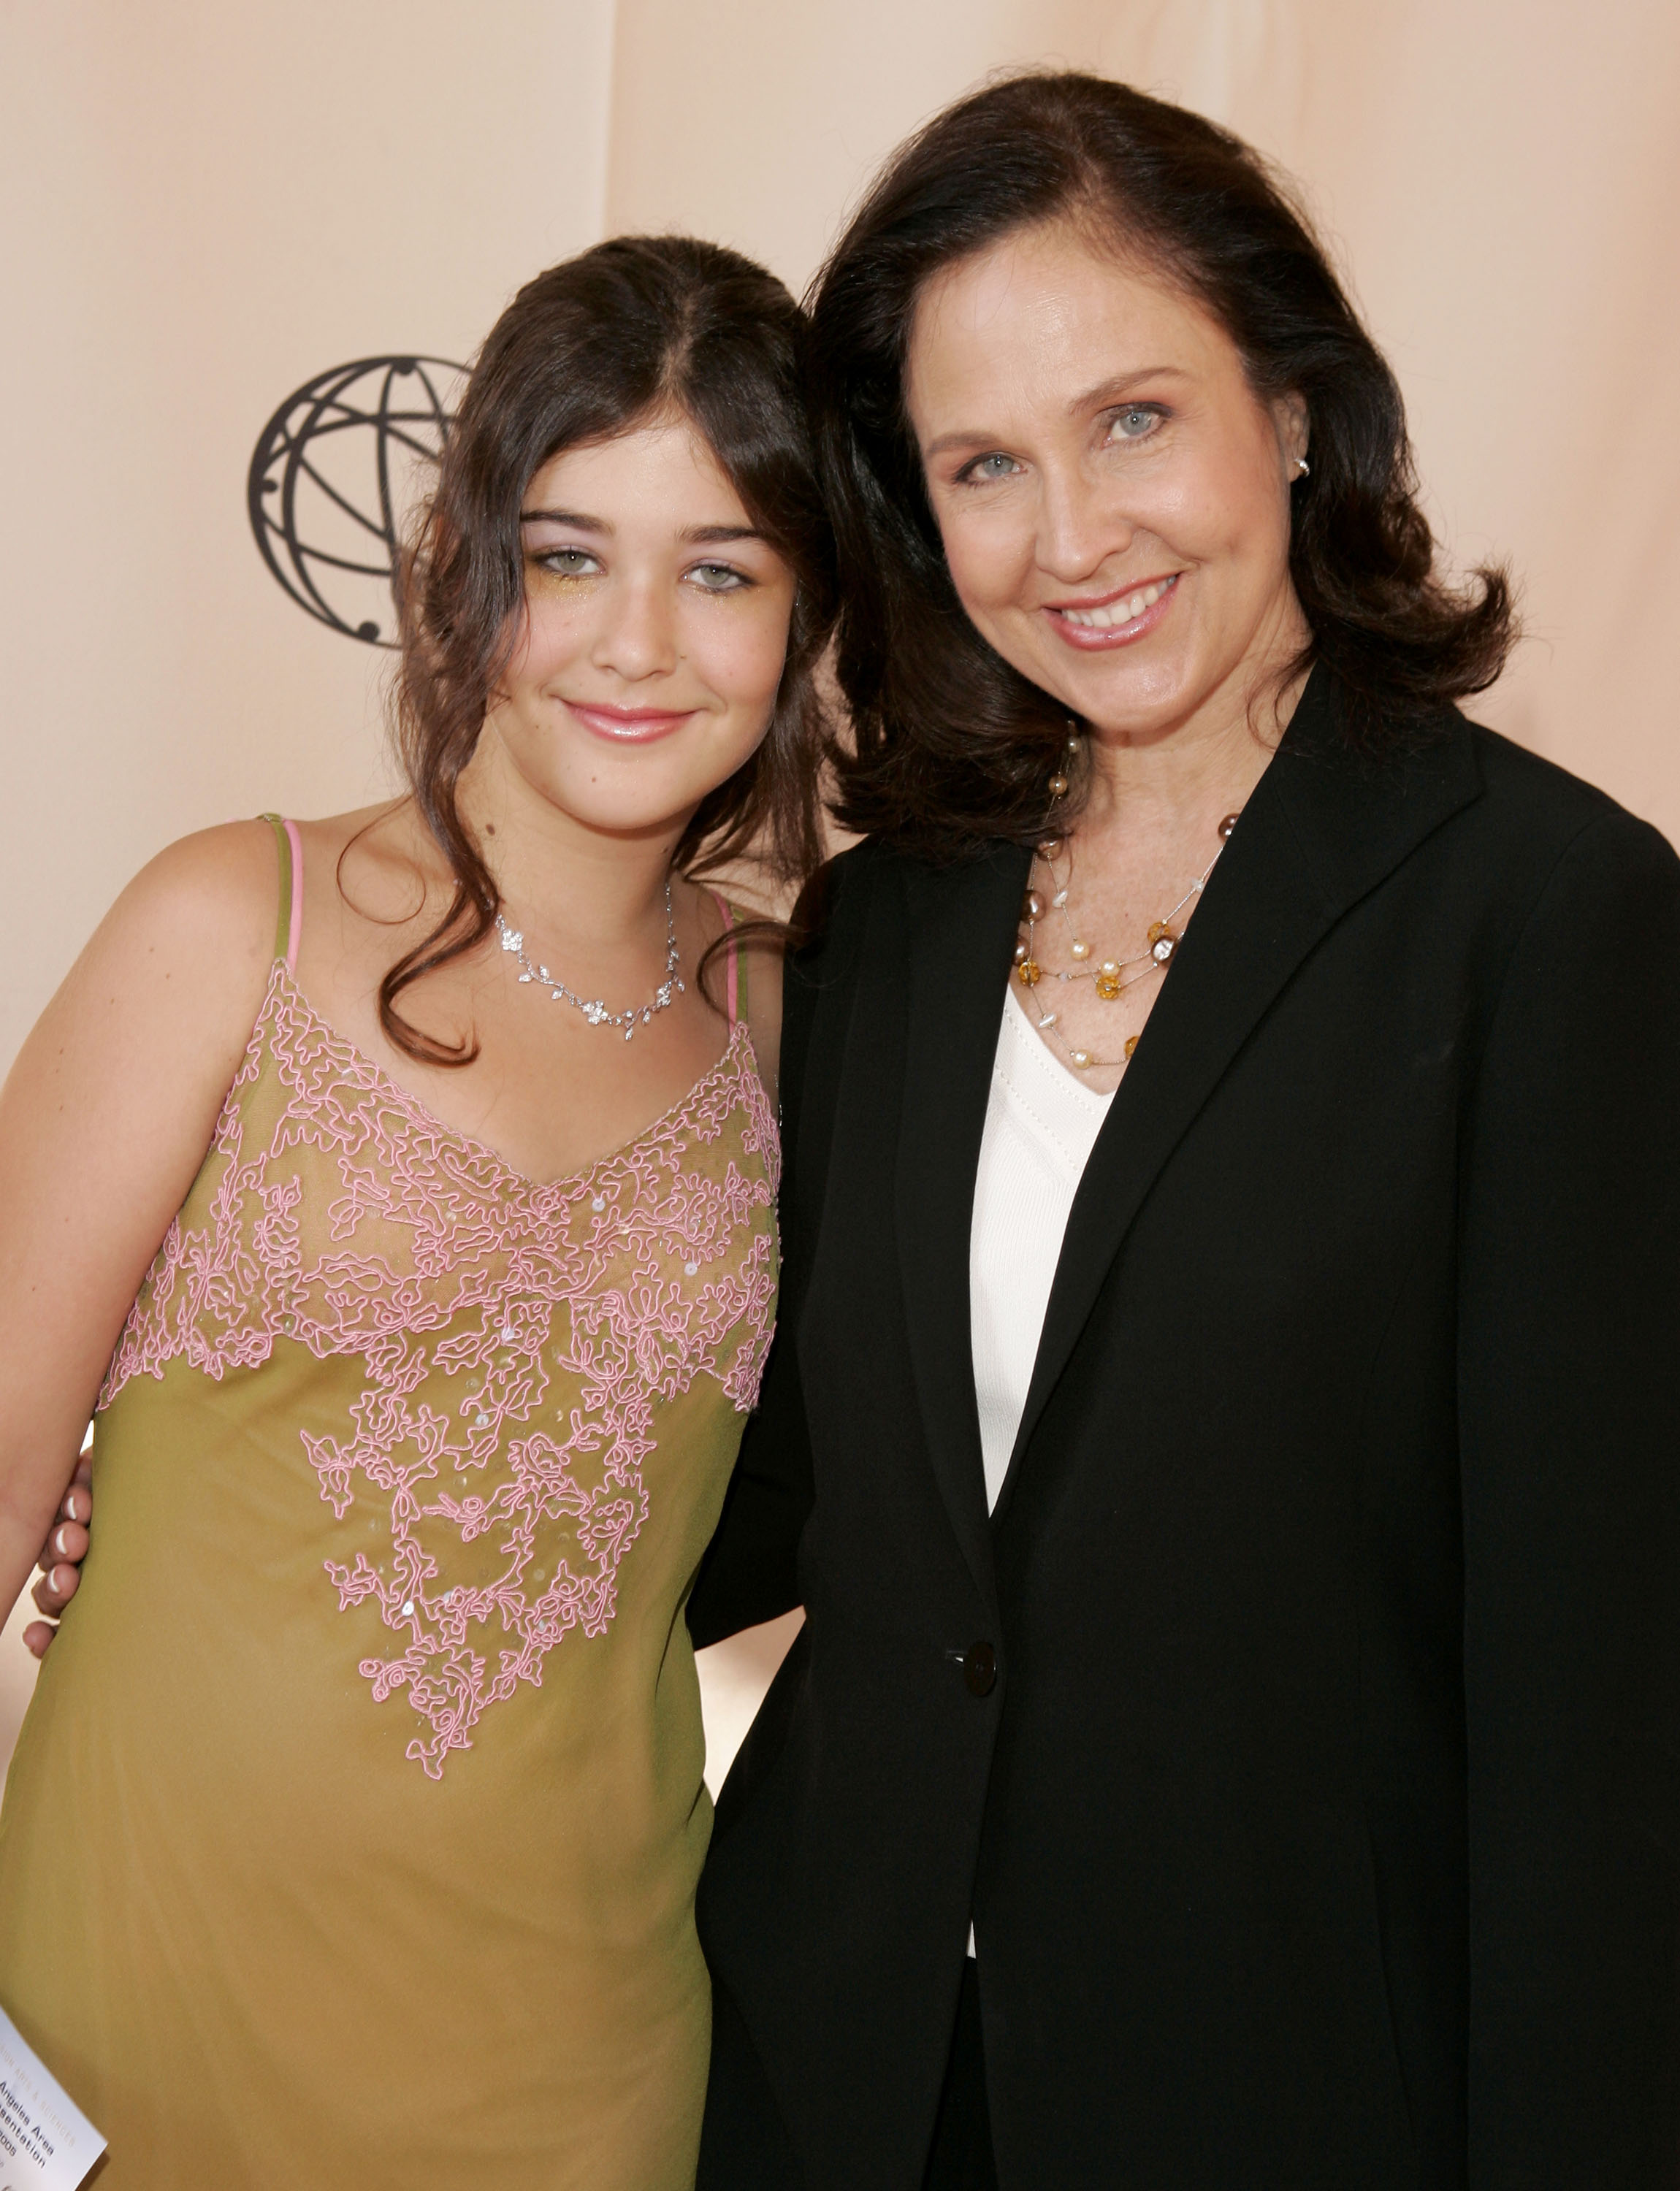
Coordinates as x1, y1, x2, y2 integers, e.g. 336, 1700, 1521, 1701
0, 938, 778, 2190
103, 960, 779, 1776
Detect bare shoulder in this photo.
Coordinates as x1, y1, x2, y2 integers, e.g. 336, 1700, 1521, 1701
0, 821, 292, 1177
291, 799, 420, 879
0, 822, 298, 1526
70, 819, 283, 1033
0, 820, 294, 1311
291, 799, 443, 949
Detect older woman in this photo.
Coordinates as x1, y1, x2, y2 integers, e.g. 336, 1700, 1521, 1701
688, 72, 1680, 2191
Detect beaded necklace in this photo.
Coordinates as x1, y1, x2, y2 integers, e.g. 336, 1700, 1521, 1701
1014, 728, 1239, 1072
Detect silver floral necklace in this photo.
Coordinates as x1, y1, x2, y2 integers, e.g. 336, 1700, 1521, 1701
495, 879, 684, 1041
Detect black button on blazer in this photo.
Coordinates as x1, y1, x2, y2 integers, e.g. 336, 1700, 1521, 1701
690, 666, 1680, 2191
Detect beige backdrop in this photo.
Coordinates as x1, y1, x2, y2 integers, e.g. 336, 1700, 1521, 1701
4, 0, 1676, 1782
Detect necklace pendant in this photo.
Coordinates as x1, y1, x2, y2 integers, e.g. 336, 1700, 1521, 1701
1017, 958, 1042, 989
497, 879, 680, 1036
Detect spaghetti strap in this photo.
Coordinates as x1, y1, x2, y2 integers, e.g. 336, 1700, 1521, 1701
711, 893, 740, 1027
260, 814, 304, 974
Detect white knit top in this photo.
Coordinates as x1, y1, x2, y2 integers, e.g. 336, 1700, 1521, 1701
969, 983, 1114, 1513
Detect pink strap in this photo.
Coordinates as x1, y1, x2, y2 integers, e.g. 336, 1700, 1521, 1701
282, 818, 304, 974
713, 893, 738, 1026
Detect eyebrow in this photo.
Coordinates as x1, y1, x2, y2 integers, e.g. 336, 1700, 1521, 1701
519, 506, 605, 529
919, 366, 1191, 460
1069, 366, 1190, 413
681, 524, 766, 545
518, 507, 766, 546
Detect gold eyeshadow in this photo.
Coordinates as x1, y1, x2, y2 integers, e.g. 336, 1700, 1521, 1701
524, 551, 595, 589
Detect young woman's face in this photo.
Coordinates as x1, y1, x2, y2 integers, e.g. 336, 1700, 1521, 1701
905, 220, 1307, 743
486, 412, 795, 838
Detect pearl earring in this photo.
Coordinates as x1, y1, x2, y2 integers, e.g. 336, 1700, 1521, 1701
1294, 456, 1310, 476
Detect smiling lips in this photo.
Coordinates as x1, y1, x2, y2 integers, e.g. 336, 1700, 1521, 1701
565, 700, 696, 743
1045, 571, 1179, 648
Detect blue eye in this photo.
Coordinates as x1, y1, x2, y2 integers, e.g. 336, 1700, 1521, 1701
966, 453, 1020, 482
1109, 405, 1161, 441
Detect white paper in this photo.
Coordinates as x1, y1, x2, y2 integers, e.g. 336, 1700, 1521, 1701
0, 2005, 105, 2190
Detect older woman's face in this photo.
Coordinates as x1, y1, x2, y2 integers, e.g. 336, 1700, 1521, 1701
906, 220, 1307, 743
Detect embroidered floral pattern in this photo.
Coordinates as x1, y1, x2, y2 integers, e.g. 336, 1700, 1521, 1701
102, 962, 779, 1776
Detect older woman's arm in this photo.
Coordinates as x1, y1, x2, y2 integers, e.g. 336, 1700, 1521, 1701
1458, 807, 1680, 2182
687, 1326, 813, 1650
687, 979, 817, 1648
687, 858, 855, 1649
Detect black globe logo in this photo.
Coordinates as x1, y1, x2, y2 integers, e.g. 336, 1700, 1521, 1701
247, 356, 465, 648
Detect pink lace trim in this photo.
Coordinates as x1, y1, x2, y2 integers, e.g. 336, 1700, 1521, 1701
102, 962, 779, 1776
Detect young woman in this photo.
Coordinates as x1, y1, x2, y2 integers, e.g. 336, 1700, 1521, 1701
0, 234, 832, 2190
687, 72, 1680, 2190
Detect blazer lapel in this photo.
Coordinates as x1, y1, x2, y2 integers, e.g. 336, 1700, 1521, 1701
895, 839, 1032, 1607
994, 670, 1485, 1512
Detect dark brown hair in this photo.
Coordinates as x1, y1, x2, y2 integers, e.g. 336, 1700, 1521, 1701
385, 234, 836, 1063
807, 71, 1517, 855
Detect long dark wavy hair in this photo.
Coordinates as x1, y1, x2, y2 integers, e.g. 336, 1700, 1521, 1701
807, 71, 1517, 856
384, 235, 836, 1065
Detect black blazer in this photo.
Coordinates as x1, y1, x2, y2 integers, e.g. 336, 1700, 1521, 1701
690, 668, 1680, 2190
